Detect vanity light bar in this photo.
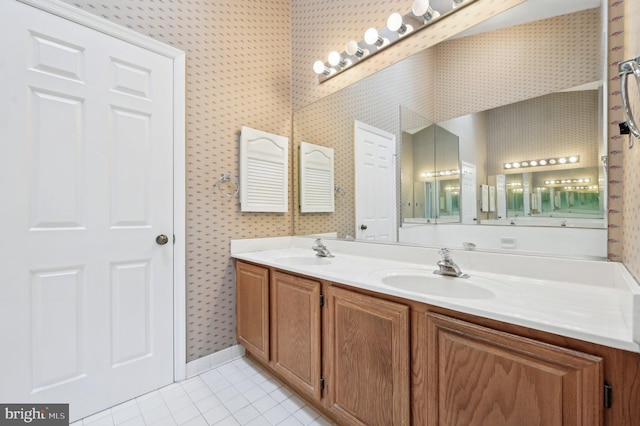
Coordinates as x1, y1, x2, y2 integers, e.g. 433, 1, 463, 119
503, 156, 579, 170
313, 0, 472, 82
421, 169, 460, 178
544, 178, 591, 185
563, 185, 599, 191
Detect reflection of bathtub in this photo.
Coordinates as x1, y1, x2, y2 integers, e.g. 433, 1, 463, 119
398, 223, 607, 259
481, 217, 605, 229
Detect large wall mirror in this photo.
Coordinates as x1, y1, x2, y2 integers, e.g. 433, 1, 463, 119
293, 0, 607, 259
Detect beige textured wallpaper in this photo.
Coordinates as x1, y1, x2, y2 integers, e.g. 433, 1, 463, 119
60, 0, 293, 361
434, 8, 602, 122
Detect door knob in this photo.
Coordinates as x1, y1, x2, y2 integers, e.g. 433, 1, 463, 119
360, 225, 368, 230
156, 234, 169, 245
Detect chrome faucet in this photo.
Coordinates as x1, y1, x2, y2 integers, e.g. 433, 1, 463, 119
434, 248, 469, 278
312, 238, 334, 258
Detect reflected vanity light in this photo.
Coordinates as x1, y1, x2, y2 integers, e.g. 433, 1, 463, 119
544, 178, 591, 185
313, 0, 477, 82
563, 185, 598, 191
421, 169, 460, 178
503, 156, 579, 170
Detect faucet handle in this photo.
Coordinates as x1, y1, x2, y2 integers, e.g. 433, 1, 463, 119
439, 248, 452, 260
313, 237, 324, 246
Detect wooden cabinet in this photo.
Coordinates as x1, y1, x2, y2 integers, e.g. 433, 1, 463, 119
426, 313, 603, 426
235, 262, 269, 362
235, 261, 635, 426
271, 271, 322, 401
326, 285, 410, 426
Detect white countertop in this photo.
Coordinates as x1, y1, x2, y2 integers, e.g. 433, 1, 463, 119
231, 236, 640, 353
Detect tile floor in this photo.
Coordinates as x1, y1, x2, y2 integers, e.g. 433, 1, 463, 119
71, 357, 332, 426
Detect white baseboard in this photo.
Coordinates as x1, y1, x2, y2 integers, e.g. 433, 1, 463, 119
185, 344, 246, 378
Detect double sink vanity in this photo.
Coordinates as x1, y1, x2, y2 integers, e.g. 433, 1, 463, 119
231, 236, 640, 425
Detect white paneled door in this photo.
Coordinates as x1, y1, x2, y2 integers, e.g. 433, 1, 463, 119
0, 1, 175, 421
354, 121, 397, 241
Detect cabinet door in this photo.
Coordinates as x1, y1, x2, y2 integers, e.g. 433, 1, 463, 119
271, 271, 322, 400
427, 313, 603, 426
326, 286, 410, 426
235, 261, 270, 362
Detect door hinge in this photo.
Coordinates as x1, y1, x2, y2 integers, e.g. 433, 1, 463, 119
320, 294, 324, 307
320, 375, 325, 390
604, 381, 612, 409
173, 234, 176, 244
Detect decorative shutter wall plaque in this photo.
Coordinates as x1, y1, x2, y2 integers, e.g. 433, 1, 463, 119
240, 126, 288, 212
300, 142, 335, 213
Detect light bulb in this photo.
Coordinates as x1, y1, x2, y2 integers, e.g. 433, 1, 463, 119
549, 159, 557, 165
558, 157, 567, 164
539, 159, 547, 165
504, 163, 512, 169
345, 40, 364, 58
530, 160, 538, 166
412, 0, 430, 16
387, 13, 403, 32
328, 51, 342, 67
513, 162, 521, 168
364, 28, 382, 46
569, 156, 578, 163
313, 60, 329, 75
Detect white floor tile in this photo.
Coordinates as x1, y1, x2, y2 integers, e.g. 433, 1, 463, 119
202, 405, 231, 425
181, 415, 208, 426
118, 415, 145, 426
79, 356, 332, 426
293, 405, 320, 425
278, 416, 304, 426
173, 404, 201, 425
112, 404, 142, 425
84, 416, 115, 426
148, 416, 178, 426
223, 395, 250, 414
241, 386, 267, 403
262, 405, 290, 426
83, 409, 113, 425
194, 395, 222, 414
166, 395, 196, 414
213, 416, 240, 426
232, 404, 260, 425
138, 395, 166, 413
251, 394, 278, 413
181, 377, 207, 393
188, 385, 214, 403
268, 386, 292, 403
142, 405, 172, 425
280, 395, 306, 415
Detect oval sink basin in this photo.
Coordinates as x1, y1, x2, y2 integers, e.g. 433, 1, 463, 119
275, 256, 333, 266
377, 270, 494, 299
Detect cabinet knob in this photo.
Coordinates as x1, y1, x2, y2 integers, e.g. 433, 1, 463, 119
156, 234, 169, 245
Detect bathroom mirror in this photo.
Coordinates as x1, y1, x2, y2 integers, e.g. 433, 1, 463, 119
293, 0, 607, 258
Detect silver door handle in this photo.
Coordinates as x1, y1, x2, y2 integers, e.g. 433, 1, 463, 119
156, 234, 169, 245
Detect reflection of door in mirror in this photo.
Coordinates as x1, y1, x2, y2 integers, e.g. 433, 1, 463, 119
354, 121, 397, 241
402, 121, 461, 224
